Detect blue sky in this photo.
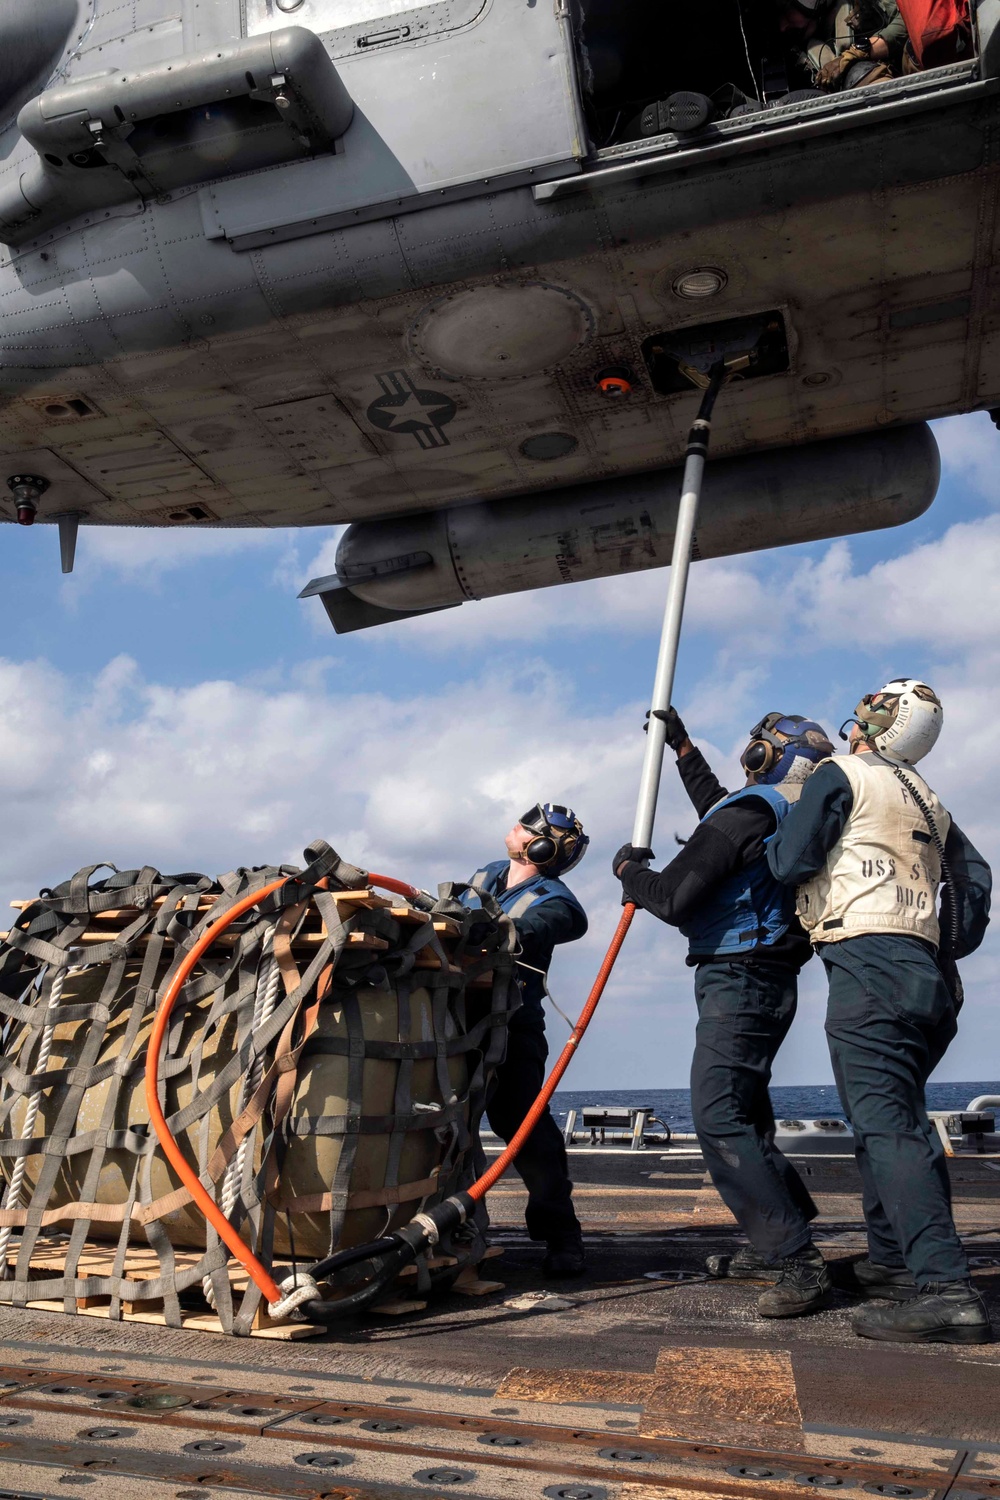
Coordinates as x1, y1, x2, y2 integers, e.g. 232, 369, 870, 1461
1, 410, 997, 1090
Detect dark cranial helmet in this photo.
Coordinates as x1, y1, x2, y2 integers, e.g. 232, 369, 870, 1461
518, 803, 589, 874
740, 714, 835, 788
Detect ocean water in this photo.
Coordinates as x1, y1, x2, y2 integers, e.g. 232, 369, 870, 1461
548, 1082, 1000, 1135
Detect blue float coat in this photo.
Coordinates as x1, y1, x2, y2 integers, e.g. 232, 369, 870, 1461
460, 860, 588, 1009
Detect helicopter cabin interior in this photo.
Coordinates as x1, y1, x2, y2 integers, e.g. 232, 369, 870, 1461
571, 0, 984, 152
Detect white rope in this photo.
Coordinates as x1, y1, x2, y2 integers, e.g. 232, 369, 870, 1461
268, 1270, 320, 1321
516, 960, 574, 1032
735, 0, 761, 101
204, 935, 282, 1307
0, 965, 67, 1275
222, 944, 282, 1217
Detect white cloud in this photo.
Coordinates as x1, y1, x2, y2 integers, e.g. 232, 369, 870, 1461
0, 649, 710, 1085
788, 516, 1000, 649
932, 411, 1000, 505
0, 656, 642, 884
77, 526, 285, 576
1, 612, 997, 1087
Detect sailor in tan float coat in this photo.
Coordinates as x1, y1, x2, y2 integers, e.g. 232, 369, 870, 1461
768, 680, 993, 1344
795, 733, 950, 947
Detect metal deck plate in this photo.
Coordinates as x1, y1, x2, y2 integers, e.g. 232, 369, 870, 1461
0, 1151, 996, 1499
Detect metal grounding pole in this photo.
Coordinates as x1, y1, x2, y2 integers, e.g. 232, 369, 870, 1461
631, 362, 730, 850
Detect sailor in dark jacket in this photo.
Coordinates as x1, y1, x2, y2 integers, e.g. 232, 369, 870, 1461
767, 679, 992, 1343
461, 804, 589, 1277
613, 708, 835, 1318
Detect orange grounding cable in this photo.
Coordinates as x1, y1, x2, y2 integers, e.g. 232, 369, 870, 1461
467, 902, 635, 1200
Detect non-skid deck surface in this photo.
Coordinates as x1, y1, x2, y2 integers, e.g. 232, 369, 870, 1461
0, 1149, 998, 1500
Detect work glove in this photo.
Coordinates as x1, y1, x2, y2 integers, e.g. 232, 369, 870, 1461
612, 843, 654, 879
815, 44, 870, 89
643, 706, 688, 751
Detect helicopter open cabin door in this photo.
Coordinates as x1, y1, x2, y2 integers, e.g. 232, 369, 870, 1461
197, 0, 589, 247
565, 0, 990, 165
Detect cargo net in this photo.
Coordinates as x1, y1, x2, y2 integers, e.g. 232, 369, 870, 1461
0, 840, 518, 1335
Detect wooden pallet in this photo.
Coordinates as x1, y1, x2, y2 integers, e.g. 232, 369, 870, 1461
6, 1241, 325, 1340
3, 1239, 506, 1335
3, 888, 493, 982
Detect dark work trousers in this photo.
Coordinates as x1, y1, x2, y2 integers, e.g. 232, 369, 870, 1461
485, 1003, 581, 1243
691, 959, 818, 1262
820, 934, 968, 1288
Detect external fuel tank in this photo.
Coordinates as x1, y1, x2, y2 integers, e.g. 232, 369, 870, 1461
304, 423, 940, 633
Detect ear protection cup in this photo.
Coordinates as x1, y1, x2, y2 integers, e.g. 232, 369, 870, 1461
741, 738, 780, 776
740, 712, 785, 777
525, 835, 557, 866
517, 802, 589, 873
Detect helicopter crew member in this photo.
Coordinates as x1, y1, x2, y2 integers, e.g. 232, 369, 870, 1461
767, 680, 992, 1343
462, 804, 589, 1278
777, 0, 911, 87
613, 709, 836, 1318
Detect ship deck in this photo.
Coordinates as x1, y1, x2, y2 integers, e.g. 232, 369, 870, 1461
0, 1145, 998, 1500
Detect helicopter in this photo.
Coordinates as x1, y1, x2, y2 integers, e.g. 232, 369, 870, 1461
0, 0, 991, 630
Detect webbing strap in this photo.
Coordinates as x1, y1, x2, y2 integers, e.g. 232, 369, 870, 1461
270, 1170, 441, 1215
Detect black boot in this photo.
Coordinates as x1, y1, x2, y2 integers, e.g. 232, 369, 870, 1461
852, 1281, 991, 1344
850, 1258, 918, 1301
640, 92, 714, 138
757, 1245, 832, 1318
705, 1245, 781, 1283
543, 1235, 586, 1279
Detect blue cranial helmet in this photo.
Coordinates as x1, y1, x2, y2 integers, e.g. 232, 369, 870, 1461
740, 713, 834, 788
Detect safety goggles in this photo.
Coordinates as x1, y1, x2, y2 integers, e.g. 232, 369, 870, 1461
747, 711, 788, 746
838, 692, 900, 742
519, 803, 577, 835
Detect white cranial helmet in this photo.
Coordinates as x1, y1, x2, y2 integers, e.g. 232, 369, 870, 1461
853, 679, 943, 765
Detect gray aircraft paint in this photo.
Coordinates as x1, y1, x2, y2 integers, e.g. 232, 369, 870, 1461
311, 423, 939, 630
0, 0, 994, 624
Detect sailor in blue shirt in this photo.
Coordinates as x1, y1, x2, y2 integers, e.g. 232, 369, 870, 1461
613, 708, 835, 1319
461, 804, 589, 1278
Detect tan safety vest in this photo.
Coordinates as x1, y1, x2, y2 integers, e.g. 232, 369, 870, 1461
796, 754, 951, 947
